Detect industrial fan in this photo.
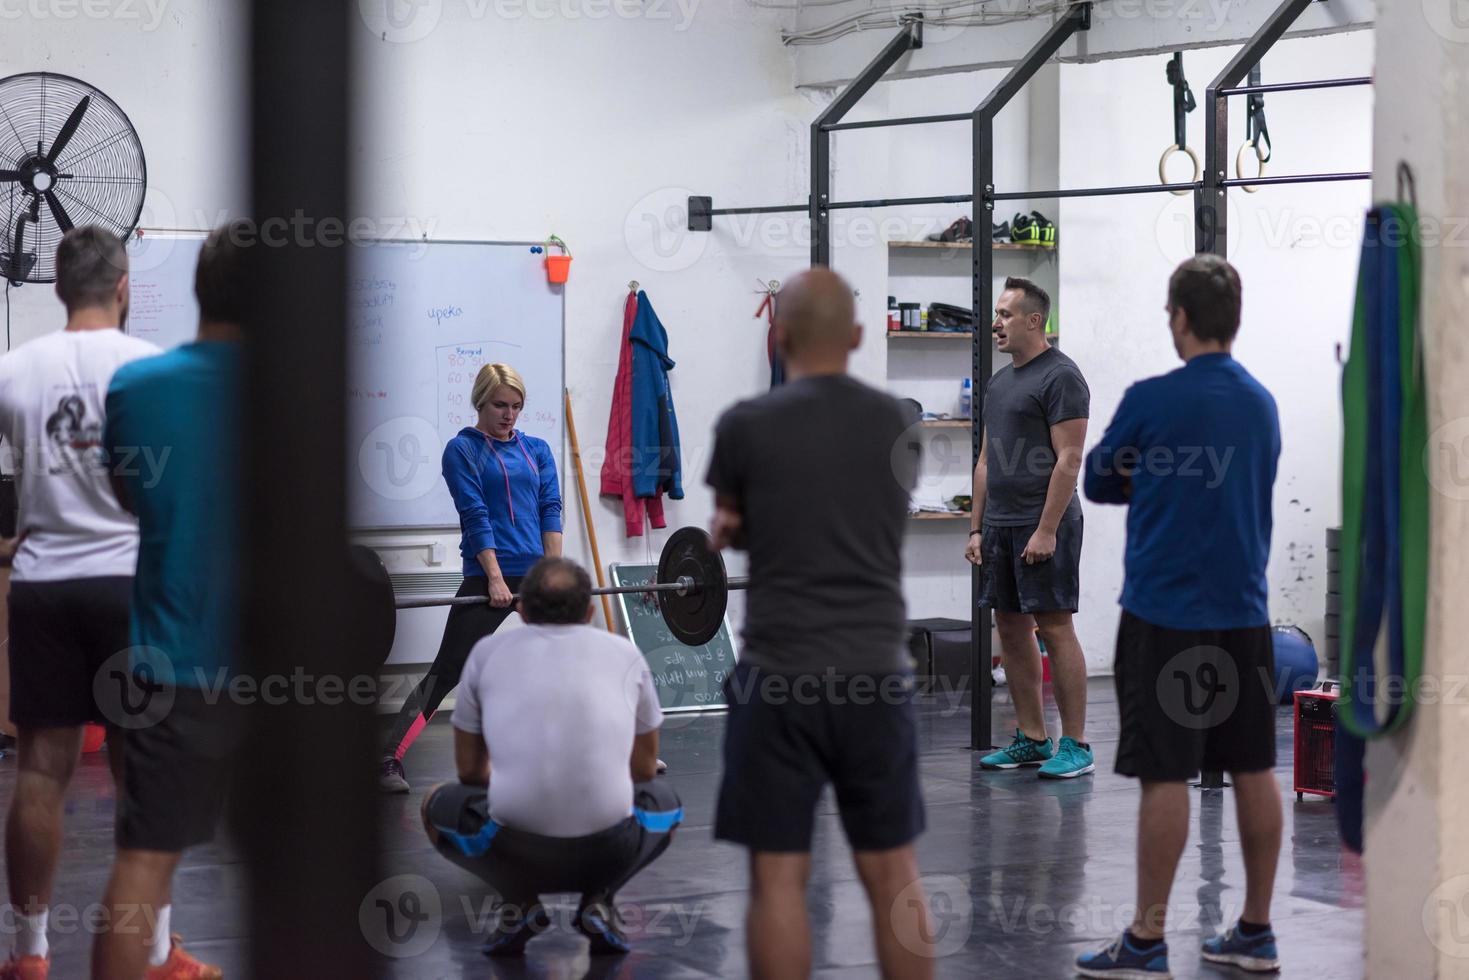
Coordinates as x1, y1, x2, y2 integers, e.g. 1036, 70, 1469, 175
0, 72, 146, 285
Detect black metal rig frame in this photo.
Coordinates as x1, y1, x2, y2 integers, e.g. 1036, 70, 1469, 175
686, 0, 1371, 756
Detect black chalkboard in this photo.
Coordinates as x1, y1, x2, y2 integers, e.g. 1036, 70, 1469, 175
609, 563, 736, 712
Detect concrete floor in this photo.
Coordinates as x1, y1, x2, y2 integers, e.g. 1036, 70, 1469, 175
0, 678, 1364, 978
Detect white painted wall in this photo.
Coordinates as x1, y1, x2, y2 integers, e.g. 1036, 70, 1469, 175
0, 0, 248, 340
1056, 30, 1373, 669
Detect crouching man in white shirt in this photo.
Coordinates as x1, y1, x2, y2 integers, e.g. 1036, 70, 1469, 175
421, 556, 681, 958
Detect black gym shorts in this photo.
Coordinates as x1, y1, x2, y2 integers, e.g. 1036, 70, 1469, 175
7, 576, 132, 728
977, 516, 1082, 614
1113, 610, 1278, 781
117, 685, 240, 852
715, 662, 925, 853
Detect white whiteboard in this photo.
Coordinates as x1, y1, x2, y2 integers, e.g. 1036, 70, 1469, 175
126, 231, 209, 349
124, 232, 566, 529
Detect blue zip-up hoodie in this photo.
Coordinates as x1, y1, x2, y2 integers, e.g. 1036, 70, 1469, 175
629, 292, 684, 500
442, 427, 562, 577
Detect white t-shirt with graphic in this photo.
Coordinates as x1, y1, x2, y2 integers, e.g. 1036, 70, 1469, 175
0, 328, 161, 581
451, 623, 664, 838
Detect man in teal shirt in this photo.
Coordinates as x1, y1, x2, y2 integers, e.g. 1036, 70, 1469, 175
95, 223, 245, 980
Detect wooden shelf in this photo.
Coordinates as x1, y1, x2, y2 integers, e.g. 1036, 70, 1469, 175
888, 240, 1055, 252
909, 511, 971, 521
919, 419, 971, 428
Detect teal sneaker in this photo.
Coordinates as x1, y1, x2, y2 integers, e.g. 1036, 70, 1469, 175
1201, 921, 1280, 972
1038, 736, 1095, 779
979, 729, 1053, 770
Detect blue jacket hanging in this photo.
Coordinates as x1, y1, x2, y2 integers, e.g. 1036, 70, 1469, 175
629, 291, 684, 500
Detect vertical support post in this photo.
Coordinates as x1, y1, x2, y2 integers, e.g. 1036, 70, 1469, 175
972, 115, 995, 751
968, 2, 1090, 750
1197, 0, 1313, 256
809, 18, 923, 266
245, 1, 378, 974
811, 120, 831, 267
1193, 0, 1311, 790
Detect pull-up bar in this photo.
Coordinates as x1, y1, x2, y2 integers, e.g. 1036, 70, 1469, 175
1218, 75, 1372, 97
823, 112, 970, 132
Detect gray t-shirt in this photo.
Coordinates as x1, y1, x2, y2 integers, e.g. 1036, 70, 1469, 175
705, 374, 916, 675
983, 347, 1089, 526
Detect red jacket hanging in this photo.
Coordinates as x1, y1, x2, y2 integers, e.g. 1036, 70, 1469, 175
601, 290, 667, 536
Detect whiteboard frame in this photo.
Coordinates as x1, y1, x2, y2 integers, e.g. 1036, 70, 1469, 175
124, 232, 567, 532
608, 561, 737, 715
351, 238, 566, 532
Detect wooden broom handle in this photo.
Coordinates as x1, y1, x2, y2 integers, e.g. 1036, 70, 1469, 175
563, 388, 615, 632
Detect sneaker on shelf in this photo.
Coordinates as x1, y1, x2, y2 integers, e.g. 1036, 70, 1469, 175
0, 954, 49, 980
978, 728, 1053, 770
576, 896, 631, 956
378, 755, 410, 794
925, 216, 973, 243
1201, 922, 1281, 973
991, 220, 1011, 242
1077, 933, 1172, 978
143, 935, 222, 980
1011, 210, 1057, 246
1038, 736, 1095, 779
481, 903, 551, 958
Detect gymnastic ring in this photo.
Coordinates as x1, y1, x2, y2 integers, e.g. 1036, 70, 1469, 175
1235, 140, 1268, 193
1158, 144, 1200, 196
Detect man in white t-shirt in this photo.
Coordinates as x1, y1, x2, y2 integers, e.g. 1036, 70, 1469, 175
0, 227, 161, 980
421, 557, 681, 958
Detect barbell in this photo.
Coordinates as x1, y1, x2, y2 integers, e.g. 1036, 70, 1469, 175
393, 526, 749, 647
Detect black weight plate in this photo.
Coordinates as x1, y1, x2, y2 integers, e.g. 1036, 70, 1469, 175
656, 527, 728, 647
350, 544, 398, 675
1328, 569, 1341, 594
1326, 593, 1342, 615
1327, 550, 1341, 572
1326, 526, 1341, 549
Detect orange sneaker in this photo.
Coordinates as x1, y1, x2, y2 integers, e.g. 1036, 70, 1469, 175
0, 954, 49, 980
143, 936, 222, 980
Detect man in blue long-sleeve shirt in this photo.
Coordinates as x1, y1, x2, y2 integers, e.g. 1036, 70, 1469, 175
1076, 256, 1284, 979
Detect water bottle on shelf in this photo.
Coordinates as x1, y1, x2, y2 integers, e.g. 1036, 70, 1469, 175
959, 377, 972, 419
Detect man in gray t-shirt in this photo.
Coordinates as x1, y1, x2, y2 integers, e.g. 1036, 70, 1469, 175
707, 268, 935, 979
965, 277, 1094, 780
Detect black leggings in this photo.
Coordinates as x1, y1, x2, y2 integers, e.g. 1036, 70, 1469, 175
383, 575, 522, 761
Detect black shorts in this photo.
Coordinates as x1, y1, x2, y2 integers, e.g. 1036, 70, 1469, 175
715, 663, 925, 853
1113, 610, 1278, 781
117, 686, 239, 852
425, 779, 682, 903
977, 516, 1082, 614
7, 576, 132, 728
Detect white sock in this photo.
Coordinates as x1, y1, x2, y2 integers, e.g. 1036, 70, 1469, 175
148, 905, 172, 967
13, 909, 48, 959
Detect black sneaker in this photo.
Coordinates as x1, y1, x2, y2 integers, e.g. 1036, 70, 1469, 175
481, 903, 551, 958
378, 755, 409, 794
991, 220, 1011, 242
577, 897, 631, 955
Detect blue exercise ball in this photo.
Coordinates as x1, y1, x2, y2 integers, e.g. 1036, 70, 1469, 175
1272, 625, 1319, 704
